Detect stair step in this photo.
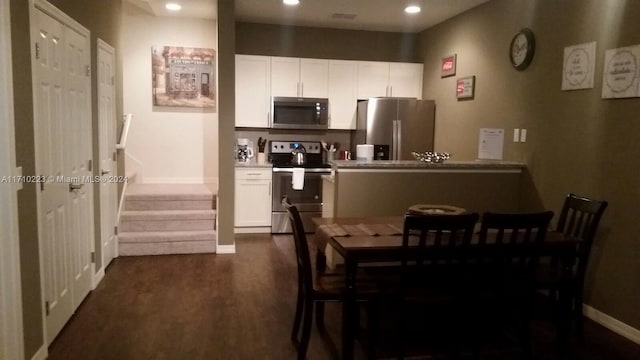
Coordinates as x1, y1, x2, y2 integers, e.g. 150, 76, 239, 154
121, 209, 216, 221
120, 210, 216, 232
125, 199, 213, 211
118, 230, 216, 244
126, 184, 216, 201
119, 241, 216, 256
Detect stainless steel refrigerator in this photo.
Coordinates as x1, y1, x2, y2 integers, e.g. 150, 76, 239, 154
352, 98, 435, 160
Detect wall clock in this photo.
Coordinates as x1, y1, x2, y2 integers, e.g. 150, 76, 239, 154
509, 28, 535, 71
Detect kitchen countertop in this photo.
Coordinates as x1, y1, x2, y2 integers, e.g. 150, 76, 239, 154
329, 159, 525, 170
234, 162, 273, 168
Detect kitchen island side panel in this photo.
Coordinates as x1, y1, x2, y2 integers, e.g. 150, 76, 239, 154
334, 170, 523, 217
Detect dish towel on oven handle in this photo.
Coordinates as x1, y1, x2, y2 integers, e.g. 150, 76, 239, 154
292, 167, 305, 190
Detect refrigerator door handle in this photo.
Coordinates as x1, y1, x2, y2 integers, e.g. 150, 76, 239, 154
397, 119, 402, 160
392, 120, 397, 160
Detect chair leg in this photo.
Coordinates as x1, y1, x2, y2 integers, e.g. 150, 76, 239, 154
315, 301, 325, 329
575, 290, 585, 339
298, 298, 314, 360
291, 287, 304, 342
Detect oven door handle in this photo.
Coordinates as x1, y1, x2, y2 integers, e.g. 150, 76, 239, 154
272, 167, 331, 173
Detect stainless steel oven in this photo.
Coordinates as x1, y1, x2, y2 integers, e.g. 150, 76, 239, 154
271, 97, 329, 130
269, 140, 331, 233
271, 167, 331, 233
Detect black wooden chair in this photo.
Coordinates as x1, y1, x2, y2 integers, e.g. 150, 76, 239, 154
536, 193, 608, 336
386, 212, 479, 358
475, 211, 554, 358
283, 197, 379, 359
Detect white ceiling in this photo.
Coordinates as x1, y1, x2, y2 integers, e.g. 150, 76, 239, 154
130, 0, 490, 33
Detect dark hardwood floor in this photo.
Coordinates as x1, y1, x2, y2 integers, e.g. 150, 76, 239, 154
48, 234, 640, 360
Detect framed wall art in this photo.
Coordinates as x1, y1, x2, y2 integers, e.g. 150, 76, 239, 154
151, 45, 216, 109
562, 41, 596, 91
456, 76, 475, 99
441, 54, 457, 77
601, 44, 640, 99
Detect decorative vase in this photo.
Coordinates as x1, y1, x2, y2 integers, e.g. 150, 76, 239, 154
257, 152, 266, 165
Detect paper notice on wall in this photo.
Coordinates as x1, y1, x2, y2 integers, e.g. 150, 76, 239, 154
478, 128, 504, 160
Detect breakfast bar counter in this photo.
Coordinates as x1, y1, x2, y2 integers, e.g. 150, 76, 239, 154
322, 159, 533, 218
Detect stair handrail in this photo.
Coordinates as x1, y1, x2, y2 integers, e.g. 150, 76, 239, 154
116, 113, 132, 150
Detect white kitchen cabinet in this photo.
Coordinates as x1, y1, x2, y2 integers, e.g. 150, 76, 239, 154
328, 60, 358, 129
357, 61, 423, 99
271, 57, 329, 98
389, 62, 423, 98
357, 61, 390, 99
235, 167, 272, 229
235, 55, 271, 128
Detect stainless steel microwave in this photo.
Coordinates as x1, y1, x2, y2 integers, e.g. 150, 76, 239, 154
271, 97, 329, 130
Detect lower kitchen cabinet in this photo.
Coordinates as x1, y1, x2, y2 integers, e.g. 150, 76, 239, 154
235, 167, 272, 231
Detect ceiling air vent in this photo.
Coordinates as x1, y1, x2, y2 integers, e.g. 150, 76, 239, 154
331, 13, 357, 20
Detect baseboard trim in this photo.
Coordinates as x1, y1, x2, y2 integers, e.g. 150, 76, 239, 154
216, 244, 236, 254
234, 226, 271, 234
92, 267, 105, 290
144, 177, 206, 184
30, 344, 47, 360
583, 304, 640, 345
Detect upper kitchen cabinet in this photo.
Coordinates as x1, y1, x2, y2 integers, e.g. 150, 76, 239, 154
271, 57, 329, 98
357, 61, 423, 99
328, 60, 358, 129
236, 55, 271, 128
389, 62, 423, 98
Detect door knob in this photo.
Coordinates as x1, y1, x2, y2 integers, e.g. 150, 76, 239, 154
101, 169, 111, 175
69, 183, 84, 191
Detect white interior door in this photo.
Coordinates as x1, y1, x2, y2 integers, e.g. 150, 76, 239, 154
0, 1, 24, 358
34, 8, 74, 343
33, 5, 93, 344
64, 24, 93, 311
98, 39, 117, 268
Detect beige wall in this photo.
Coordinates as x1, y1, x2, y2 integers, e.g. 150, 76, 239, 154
236, 21, 420, 62
418, 0, 640, 329
11, 0, 123, 357
122, 5, 219, 184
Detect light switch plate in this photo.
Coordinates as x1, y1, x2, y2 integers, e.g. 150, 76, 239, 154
520, 129, 527, 142
513, 129, 520, 142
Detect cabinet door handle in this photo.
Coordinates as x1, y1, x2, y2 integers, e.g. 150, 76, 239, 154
389, 85, 393, 97
300, 82, 304, 97
247, 173, 262, 176
269, 181, 271, 196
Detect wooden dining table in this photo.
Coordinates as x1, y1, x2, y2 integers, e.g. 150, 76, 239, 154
312, 216, 578, 360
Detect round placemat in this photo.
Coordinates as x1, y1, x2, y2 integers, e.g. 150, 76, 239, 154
407, 204, 466, 215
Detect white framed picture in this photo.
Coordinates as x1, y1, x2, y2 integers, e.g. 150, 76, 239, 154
562, 41, 596, 91
601, 44, 640, 99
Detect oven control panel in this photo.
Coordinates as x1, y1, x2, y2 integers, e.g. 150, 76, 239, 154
270, 141, 322, 154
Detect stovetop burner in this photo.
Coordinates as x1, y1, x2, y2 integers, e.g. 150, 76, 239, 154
269, 140, 330, 169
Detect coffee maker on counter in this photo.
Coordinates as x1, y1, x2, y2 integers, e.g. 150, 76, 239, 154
236, 138, 254, 162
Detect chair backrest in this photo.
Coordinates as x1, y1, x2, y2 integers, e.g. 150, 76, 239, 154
478, 211, 554, 266
402, 212, 479, 266
478, 211, 554, 293
282, 197, 313, 295
555, 193, 608, 276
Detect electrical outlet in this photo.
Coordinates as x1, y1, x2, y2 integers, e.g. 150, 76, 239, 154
513, 129, 520, 142
520, 129, 527, 142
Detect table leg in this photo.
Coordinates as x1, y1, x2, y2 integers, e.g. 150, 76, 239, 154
342, 259, 357, 360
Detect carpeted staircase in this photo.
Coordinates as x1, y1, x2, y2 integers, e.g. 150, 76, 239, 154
118, 184, 217, 256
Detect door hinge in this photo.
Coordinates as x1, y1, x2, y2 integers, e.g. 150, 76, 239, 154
86, 65, 91, 77
88, 159, 93, 171
91, 252, 95, 263
40, 175, 45, 191
35, 43, 40, 60
45, 301, 50, 316
111, 76, 115, 85
114, 226, 118, 235
112, 151, 117, 161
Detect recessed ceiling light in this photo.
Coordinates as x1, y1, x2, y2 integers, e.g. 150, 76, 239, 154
405, 5, 421, 14
165, 3, 182, 11
283, 0, 300, 6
